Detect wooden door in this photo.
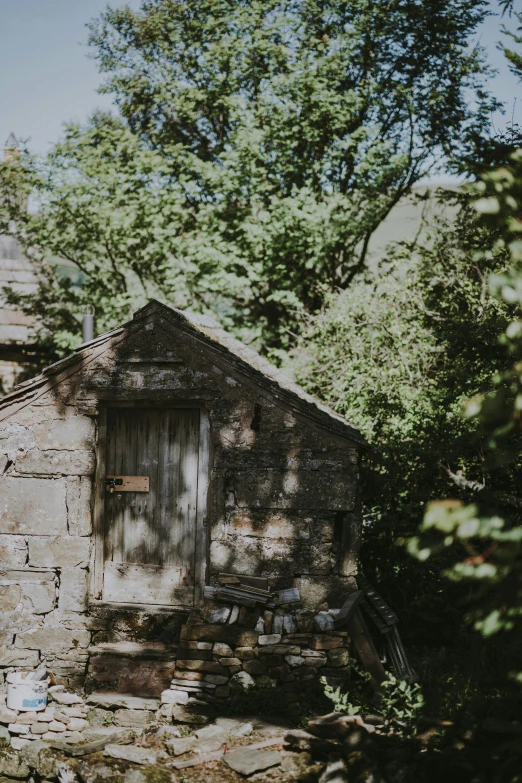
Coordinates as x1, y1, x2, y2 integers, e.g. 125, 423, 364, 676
102, 408, 200, 605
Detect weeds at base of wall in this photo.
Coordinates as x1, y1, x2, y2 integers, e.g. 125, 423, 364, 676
321, 666, 374, 715
321, 667, 425, 738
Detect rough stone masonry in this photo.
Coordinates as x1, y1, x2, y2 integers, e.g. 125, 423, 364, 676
0, 300, 366, 697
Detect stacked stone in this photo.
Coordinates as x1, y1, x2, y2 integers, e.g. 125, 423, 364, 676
0, 456, 95, 692
0, 687, 88, 750
160, 607, 351, 718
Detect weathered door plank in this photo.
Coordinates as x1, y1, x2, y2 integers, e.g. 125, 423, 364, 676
104, 562, 194, 605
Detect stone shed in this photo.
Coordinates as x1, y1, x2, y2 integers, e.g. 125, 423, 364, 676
0, 300, 367, 700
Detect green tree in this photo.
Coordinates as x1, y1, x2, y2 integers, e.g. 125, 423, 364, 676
0, 118, 193, 356
396, 1, 522, 682
288, 199, 519, 636
1, 0, 497, 357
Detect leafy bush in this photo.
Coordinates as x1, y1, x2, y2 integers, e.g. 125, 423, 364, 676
322, 671, 424, 738
379, 675, 424, 737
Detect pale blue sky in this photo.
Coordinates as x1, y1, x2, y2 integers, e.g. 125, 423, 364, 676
0, 0, 140, 152
0, 0, 521, 164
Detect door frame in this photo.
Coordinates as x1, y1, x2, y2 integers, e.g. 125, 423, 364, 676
90, 401, 210, 610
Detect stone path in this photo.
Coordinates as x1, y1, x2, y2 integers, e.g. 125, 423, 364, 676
0, 683, 306, 781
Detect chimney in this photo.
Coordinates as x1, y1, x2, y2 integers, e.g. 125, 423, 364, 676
4, 133, 20, 164
82, 305, 95, 344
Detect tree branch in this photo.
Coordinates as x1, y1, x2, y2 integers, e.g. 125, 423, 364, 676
440, 462, 522, 513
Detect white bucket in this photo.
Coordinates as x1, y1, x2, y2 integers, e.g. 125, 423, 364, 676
6, 671, 49, 712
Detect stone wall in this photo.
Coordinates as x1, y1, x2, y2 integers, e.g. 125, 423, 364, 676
0, 403, 94, 689
0, 304, 361, 694
160, 602, 352, 721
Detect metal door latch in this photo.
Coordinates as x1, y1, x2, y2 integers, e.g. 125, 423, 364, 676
105, 477, 123, 493
105, 476, 149, 492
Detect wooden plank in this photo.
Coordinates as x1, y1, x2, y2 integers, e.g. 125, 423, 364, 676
218, 582, 271, 597
121, 408, 140, 563
171, 409, 199, 569
215, 589, 257, 608
105, 476, 149, 492
106, 408, 130, 564
92, 407, 107, 600
219, 574, 269, 591
333, 590, 363, 629
236, 585, 271, 597
159, 410, 179, 566
347, 607, 387, 684
194, 408, 210, 606
360, 598, 391, 635
137, 409, 160, 565
104, 562, 194, 605
357, 574, 398, 626
217, 586, 270, 603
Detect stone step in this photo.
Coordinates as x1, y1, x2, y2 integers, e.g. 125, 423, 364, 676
85, 642, 178, 698
88, 642, 178, 659
86, 693, 160, 710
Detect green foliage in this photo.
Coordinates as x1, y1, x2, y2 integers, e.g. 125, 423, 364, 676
289, 199, 517, 639
405, 149, 522, 662
321, 666, 374, 716
322, 671, 424, 738
0, 119, 185, 361
1, 0, 497, 357
379, 675, 424, 737
501, 6, 522, 81
409, 500, 522, 637
296, 11, 522, 716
